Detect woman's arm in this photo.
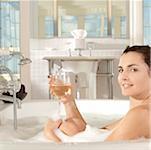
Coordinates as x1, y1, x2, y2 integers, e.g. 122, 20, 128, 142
105, 105, 150, 141
49, 76, 86, 136
49, 75, 86, 125
44, 95, 86, 142
59, 95, 86, 135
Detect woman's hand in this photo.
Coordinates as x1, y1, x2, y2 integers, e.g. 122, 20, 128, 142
44, 119, 62, 143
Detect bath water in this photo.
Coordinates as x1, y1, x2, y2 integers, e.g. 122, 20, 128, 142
0, 114, 121, 142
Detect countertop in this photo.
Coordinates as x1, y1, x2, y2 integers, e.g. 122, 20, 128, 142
43, 56, 115, 61
43, 50, 122, 61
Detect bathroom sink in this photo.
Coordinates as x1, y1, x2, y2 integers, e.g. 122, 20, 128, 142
43, 51, 117, 99
43, 55, 112, 74
43, 49, 120, 73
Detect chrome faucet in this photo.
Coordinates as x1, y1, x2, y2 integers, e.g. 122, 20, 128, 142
0, 65, 21, 130
12, 83, 22, 130
87, 42, 95, 56
0, 50, 31, 130
75, 48, 82, 56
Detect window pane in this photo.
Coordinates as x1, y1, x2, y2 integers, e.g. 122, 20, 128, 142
45, 16, 54, 38
84, 14, 108, 37
144, 7, 151, 26
57, 0, 108, 37
144, 0, 151, 45
111, 0, 129, 38
0, 1, 20, 76
144, 27, 151, 45
144, 0, 151, 6
0, 1, 20, 48
30, 0, 54, 38
31, 0, 129, 38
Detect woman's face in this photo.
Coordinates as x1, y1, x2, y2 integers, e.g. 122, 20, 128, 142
118, 52, 150, 99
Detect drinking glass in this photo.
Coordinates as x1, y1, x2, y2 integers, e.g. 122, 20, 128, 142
50, 70, 71, 118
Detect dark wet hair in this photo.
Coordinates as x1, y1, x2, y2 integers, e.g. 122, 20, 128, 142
122, 45, 151, 68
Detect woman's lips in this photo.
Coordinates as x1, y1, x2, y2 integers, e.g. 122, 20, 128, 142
122, 83, 133, 89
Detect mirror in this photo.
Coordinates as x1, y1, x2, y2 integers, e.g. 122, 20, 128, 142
30, 0, 129, 39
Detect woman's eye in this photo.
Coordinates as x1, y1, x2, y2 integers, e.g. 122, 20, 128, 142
130, 68, 138, 72
118, 68, 123, 73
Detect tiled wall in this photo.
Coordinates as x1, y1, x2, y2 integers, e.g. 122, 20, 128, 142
30, 50, 50, 99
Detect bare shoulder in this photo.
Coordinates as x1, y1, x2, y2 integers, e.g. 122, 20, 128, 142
128, 103, 150, 124
128, 103, 150, 120
121, 103, 150, 137
106, 103, 150, 141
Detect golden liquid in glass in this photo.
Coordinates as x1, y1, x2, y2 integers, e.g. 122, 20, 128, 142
51, 84, 71, 97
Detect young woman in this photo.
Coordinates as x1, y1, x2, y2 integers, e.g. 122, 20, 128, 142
44, 45, 151, 143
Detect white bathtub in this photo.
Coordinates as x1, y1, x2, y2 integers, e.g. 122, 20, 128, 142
0, 100, 150, 150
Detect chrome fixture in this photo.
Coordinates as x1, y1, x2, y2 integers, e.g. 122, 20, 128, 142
9, 51, 32, 65
0, 65, 21, 130
0, 50, 31, 129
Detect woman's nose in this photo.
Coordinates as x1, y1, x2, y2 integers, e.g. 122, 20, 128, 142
121, 71, 129, 80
